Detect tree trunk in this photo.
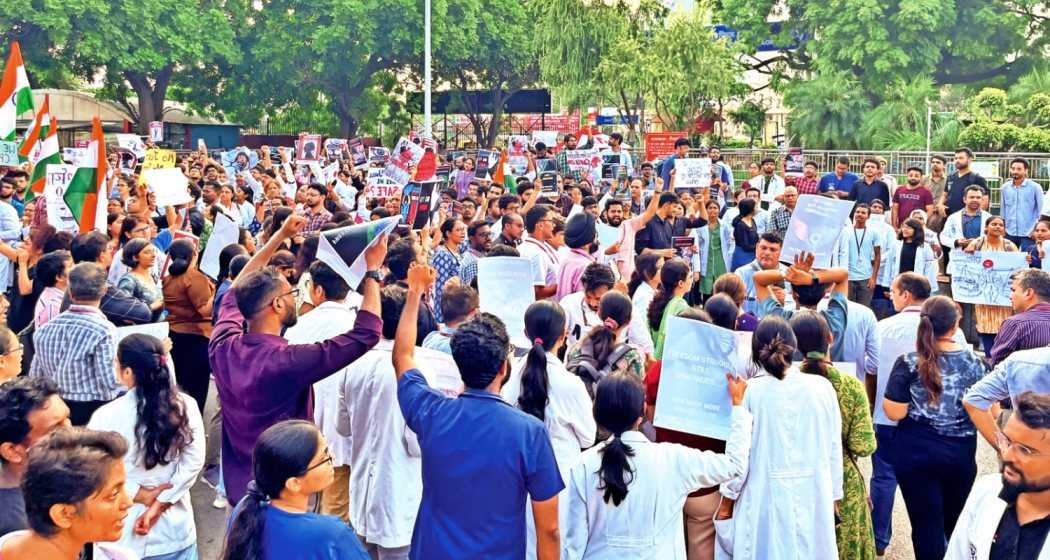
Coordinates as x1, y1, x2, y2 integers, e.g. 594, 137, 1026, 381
125, 66, 174, 135
338, 113, 359, 138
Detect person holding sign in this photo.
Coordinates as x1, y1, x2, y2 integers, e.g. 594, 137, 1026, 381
791, 311, 877, 560
562, 375, 751, 560
962, 215, 1020, 354
715, 316, 843, 560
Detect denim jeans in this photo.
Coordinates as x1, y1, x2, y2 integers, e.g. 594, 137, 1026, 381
870, 424, 897, 551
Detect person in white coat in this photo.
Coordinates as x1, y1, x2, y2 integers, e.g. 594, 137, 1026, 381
886, 218, 939, 293
336, 285, 462, 559
694, 199, 735, 300
947, 391, 1050, 560
87, 333, 205, 560
562, 374, 752, 560
503, 300, 597, 560
714, 316, 843, 560
940, 185, 993, 251
283, 260, 363, 521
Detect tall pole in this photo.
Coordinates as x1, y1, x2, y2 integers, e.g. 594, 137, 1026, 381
423, 0, 433, 140
925, 102, 932, 174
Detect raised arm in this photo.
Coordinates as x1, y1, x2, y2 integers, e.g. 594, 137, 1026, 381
393, 262, 436, 379
233, 214, 306, 287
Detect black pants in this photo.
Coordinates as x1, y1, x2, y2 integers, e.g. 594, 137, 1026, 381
170, 331, 212, 415
889, 419, 977, 560
68, 399, 111, 426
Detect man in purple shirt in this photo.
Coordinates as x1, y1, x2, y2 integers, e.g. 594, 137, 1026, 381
990, 269, 1050, 366
209, 214, 386, 504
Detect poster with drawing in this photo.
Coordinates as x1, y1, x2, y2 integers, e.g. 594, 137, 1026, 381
507, 135, 529, 175
296, 133, 322, 163
781, 195, 856, 269
948, 250, 1028, 306
383, 137, 425, 186
674, 158, 712, 189
348, 138, 367, 166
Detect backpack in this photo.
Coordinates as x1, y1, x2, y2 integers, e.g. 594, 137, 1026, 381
566, 340, 633, 398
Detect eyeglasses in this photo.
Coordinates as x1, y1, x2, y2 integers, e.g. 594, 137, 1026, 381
1, 344, 22, 357
305, 450, 333, 472
997, 431, 1049, 459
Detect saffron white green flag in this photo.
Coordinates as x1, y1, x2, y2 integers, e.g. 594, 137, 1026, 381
0, 42, 34, 143
64, 117, 108, 234
18, 94, 59, 200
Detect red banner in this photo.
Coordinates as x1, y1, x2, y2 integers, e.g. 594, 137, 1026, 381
644, 132, 687, 162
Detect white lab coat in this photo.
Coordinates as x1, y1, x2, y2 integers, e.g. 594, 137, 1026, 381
504, 351, 597, 560
562, 407, 753, 560
885, 239, 940, 293
693, 221, 735, 278
867, 215, 897, 287
336, 339, 462, 549
946, 474, 1050, 560
939, 209, 993, 249
715, 368, 843, 560
284, 297, 362, 468
629, 282, 656, 357
87, 390, 205, 558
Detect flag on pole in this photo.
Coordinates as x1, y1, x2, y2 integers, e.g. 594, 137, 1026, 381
18, 94, 59, 200
0, 41, 34, 142
491, 149, 509, 191
64, 116, 108, 234
316, 216, 400, 289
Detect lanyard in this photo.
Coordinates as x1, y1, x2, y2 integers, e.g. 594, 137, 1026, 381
853, 227, 868, 253
525, 238, 557, 263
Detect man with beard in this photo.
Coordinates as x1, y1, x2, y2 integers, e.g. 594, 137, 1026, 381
460, 221, 493, 285
208, 214, 385, 504
709, 146, 734, 190
892, 167, 935, 228
556, 132, 582, 181
948, 392, 1050, 559
944, 147, 989, 216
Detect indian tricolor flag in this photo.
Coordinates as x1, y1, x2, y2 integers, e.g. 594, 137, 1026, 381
19, 94, 59, 200
64, 117, 108, 234
0, 41, 34, 142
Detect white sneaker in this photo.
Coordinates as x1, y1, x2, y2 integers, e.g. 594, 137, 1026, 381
212, 493, 229, 509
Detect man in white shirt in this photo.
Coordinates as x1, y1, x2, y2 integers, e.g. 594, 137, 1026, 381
337, 284, 461, 559
870, 272, 968, 556
518, 206, 561, 299
601, 132, 633, 173
755, 157, 786, 211
560, 263, 615, 353
283, 260, 363, 522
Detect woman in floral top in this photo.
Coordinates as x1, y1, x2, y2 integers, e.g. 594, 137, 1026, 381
116, 238, 164, 320
791, 309, 877, 560
429, 218, 467, 323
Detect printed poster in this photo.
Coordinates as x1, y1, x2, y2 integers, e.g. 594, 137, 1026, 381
383, 137, 425, 186
475, 149, 497, 179
44, 164, 80, 233
531, 131, 558, 148
780, 195, 856, 269
507, 136, 529, 176
948, 250, 1028, 306
477, 257, 536, 348
399, 181, 438, 229
368, 146, 390, 165
296, 133, 323, 163
115, 134, 146, 160
674, 158, 712, 190
564, 148, 601, 176
0, 141, 18, 166
324, 138, 348, 160
365, 168, 402, 200
348, 138, 367, 166
654, 317, 743, 440
148, 121, 164, 143
784, 148, 804, 175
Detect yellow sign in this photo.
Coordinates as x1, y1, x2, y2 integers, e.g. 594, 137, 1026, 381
142, 149, 176, 170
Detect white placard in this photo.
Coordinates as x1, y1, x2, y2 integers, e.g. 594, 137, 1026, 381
200, 212, 240, 280
531, 131, 558, 148
674, 158, 712, 189
142, 168, 191, 207
0, 140, 18, 166
477, 257, 535, 348
115, 134, 146, 160
148, 121, 164, 142
44, 164, 80, 233
948, 249, 1028, 306
1043, 240, 1050, 272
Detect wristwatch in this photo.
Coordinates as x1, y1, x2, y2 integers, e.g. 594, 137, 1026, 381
364, 270, 382, 283
810, 272, 819, 285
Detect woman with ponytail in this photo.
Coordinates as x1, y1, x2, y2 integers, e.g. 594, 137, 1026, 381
222, 420, 369, 560
881, 296, 987, 560
162, 237, 215, 415
791, 310, 877, 560
87, 333, 205, 560
566, 291, 646, 385
626, 254, 662, 358
716, 316, 843, 560
502, 300, 595, 560
647, 258, 692, 360
563, 375, 751, 559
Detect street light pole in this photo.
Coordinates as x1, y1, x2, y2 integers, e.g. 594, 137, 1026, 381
423, 0, 433, 140
925, 102, 933, 174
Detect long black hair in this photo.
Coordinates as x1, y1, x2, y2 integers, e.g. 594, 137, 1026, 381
166, 238, 197, 277
519, 300, 566, 422
916, 296, 959, 405
752, 316, 797, 380
216, 243, 249, 285
222, 420, 321, 560
627, 253, 661, 297
899, 217, 926, 247
578, 291, 632, 368
705, 293, 739, 331
117, 334, 192, 470
790, 310, 831, 378
593, 375, 645, 506
647, 259, 690, 331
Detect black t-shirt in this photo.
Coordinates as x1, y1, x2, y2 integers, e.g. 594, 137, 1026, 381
900, 241, 918, 274
847, 179, 890, 207
0, 487, 27, 537
990, 491, 1050, 560
946, 171, 988, 215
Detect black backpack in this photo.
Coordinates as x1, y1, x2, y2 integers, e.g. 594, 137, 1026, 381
566, 341, 633, 398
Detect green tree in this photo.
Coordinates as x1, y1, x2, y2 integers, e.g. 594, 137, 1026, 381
718, 0, 1045, 101
783, 71, 870, 149
729, 101, 767, 147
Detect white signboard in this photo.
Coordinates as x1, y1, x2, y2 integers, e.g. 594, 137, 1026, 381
142, 168, 191, 207
44, 164, 80, 233
200, 212, 240, 280
948, 249, 1028, 306
674, 158, 712, 189
0, 141, 18, 166
477, 257, 535, 348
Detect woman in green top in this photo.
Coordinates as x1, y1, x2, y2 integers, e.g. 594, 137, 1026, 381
791, 309, 878, 560
699, 199, 730, 296
646, 259, 693, 360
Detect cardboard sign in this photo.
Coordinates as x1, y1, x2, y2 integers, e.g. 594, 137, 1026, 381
780, 195, 856, 269
645, 132, 686, 162
477, 257, 536, 349
0, 141, 18, 166
142, 168, 191, 207
368, 146, 389, 165
654, 317, 743, 440
148, 121, 164, 142
296, 133, 323, 163
348, 138, 367, 166
400, 181, 438, 229
948, 250, 1028, 306
44, 164, 81, 233
596, 222, 621, 249
115, 134, 146, 160
383, 137, 425, 186
142, 149, 176, 170
674, 158, 712, 190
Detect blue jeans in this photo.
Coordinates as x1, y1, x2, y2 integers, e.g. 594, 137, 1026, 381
146, 544, 198, 560
870, 424, 897, 551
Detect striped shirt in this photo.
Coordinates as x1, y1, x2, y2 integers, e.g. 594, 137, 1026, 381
989, 302, 1050, 366
29, 305, 121, 402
